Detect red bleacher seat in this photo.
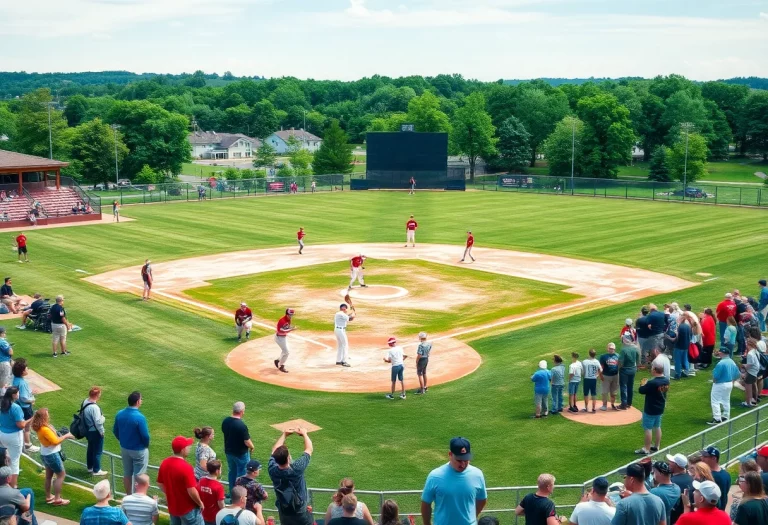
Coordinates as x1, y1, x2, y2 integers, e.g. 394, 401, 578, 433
28, 188, 88, 218
0, 195, 33, 221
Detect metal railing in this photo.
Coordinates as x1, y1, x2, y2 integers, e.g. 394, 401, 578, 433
60, 176, 102, 216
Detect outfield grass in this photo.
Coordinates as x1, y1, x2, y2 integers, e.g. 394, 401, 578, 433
4, 191, 766, 506
181, 163, 226, 177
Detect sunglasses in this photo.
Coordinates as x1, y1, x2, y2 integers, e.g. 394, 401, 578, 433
738, 476, 745, 483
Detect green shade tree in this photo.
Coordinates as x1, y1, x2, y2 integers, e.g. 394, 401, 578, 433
253, 141, 277, 168
313, 119, 353, 175
495, 116, 531, 172
12, 89, 70, 159
0, 105, 16, 149
647, 146, 672, 182
740, 91, 768, 160
64, 94, 89, 126
668, 131, 708, 183
543, 116, 584, 178
451, 92, 497, 180
70, 118, 129, 187
134, 164, 160, 184
249, 100, 279, 138
514, 86, 570, 167
404, 91, 451, 133
577, 93, 636, 178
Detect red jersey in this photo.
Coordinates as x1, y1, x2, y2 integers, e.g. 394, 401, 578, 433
157, 456, 198, 517
276, 315, 291, 336
701, 314, 716, 346
297, 230, 305, 240
675, 506, 730, 525
351, 256, 364, 268
715, 299, 736, 322
198, 477, 225, 524
235, 307, 252, 324
466, 235, 474, 247
15, 235, 26, 248
141, 263, 152, 281
406, 220, 417, 231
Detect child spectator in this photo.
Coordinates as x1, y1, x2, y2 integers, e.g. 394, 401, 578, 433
531, 361, 551, 419
621, 318, 637, 342
582, 349, 601, 413
568, 352, 583, 413
550, 355, 565, 414
235, 460, 268, 525
199, 460, 225, 525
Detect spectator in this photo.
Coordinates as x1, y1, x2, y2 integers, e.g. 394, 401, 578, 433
0, 466, 37, 525
618, 333, 639, 410
421, 437, 487, 525
758, 280, 768, 332
635, 362, 669, 455
648, 462, 680, 525
722, 315, 737, 356
699, 309, 716, 368
611, 463, 664, 525
383, 337, 407, 400
698, 447, 729, 511
31, 408, 73, 506
531, 360, 551, 418
121, 474, 159, 525
414, 331, 431, 395
113, 391, 150, 496
214, 486, 257, 525
17, 294, 44, 330
235, 460, 269, 524
687, 463, 713, 483
379, 500, 401, 525
515, 474, 558, 525
734, 471, 768, 525
676, 480, 729, 524
650, 348, 670, 381
0, 279, 21, 315
667, 316, 691, 380
83, 387, 107, 476
49, 295, 72, 358
268, 428, 313, 525
11, 360, 38, 453
157, 436, 204, 525
323, 478, 374, 525
582, 349, 601, 413
682, 311, 701, 375
599, 343, 620, 411
327, 494, 367, 525
708, 349, 740, 425
729, 460, 760, 523
567, 352, 583, 413
756, 446, 768, 492
550, 355, 565, 414
0, 328, 12, 392
198, 460, 225, 525
80, 480, 131, 525
644, 304, 666, 363
222, 402, 254, 496
716, 293, 737, 348
666, 453, 693, 523
743, 339, 760, 407
0, 387, 32, 487
194, 427, 216, 481
568, 476, 615, 525
636, 307, 650, 360
620, 318, 637, 343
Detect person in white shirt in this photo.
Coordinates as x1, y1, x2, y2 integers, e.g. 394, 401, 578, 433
650, 348, 671, 381
383, 337, 408, 400
334, 304, 355, 367
569, 477, 615, 525
215, 486, 258, 525
582, 349, 601, 413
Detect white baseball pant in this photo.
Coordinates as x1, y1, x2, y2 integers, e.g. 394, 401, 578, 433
298, 239, 304, 252
462, 246, 474, 261
349, 267, 365, 287
236, 321, 252, 338
275, 335, 290, 366
711, 382, 733, 421
335, 328, 349, 363
406, 231, 415, 245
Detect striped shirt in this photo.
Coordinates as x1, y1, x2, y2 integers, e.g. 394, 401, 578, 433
121, 493, 159, 525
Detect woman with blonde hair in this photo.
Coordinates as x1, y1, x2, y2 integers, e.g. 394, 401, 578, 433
32, 407, 73, 505
687, 461, 713, 482
324, 478, 375, 525
734, 471, 768, 524
730, 460, 760, 522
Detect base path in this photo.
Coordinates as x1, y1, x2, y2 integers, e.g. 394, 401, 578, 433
86, 243, 695, 393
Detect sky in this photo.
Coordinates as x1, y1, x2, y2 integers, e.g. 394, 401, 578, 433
1, 0, 767, 81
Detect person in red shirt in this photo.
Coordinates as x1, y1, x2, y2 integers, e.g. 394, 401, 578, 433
198, 459, 225, 525
699, 308, 717, 368
157, 436, 204, 525
348, 254, 367, 290
15, 232, 28, 263
274, 308, 296, 373
409, 176, 416, 195
297, 227, 306, 255
405, 216, 417, 248
141, 259, 153, 301
235, 303, 253, 342
676, 480, 730, 525
460, 231, 475, 263
715, 293, 737, 348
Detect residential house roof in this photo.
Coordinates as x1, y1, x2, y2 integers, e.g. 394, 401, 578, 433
188, 131, 261, 148
0, 150, 69, 173
272, 129, 322, 142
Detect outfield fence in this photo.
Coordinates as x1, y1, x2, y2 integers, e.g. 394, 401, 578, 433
23, 403, 768, 524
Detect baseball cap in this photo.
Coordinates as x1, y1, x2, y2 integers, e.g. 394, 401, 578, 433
387, 337, 397, 345
625, 318, 633, 326
653, 461, 671, 475
449, 437, 473, 460
0, 326, 5, 335
701, 446, 720, 459
758, 446, 768, 457
592, 477, 609, 495
246, 459, 262, 472
619, 463, 646, 481
538, 360, 547, 369
418, 332, 427, 339
760, 280, 767, 286
240, 302, 247, 306
666, 453, 688, 468
286, 308, 295, 315
0, 466, 11, 483
693, 480, 721, 505
171, 436, 194, 454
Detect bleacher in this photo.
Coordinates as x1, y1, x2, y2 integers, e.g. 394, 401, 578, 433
28, 187, 85, 218
0, 194, 33, 221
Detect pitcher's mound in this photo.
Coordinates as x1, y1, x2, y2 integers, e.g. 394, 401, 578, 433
226, 332, 481, 393
558, 406, 642, 426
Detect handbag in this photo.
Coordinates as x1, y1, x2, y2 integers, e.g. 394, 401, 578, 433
688, 342, 700, 360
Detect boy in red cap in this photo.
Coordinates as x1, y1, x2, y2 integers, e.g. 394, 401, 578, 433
158, 436, 204, 525
383, 337, 408, 400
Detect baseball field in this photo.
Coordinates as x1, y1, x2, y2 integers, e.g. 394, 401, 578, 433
4, 190, 765, 516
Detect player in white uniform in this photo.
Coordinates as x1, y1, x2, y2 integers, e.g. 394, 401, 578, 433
348, 254, 367, 290
334, 303, 355, 367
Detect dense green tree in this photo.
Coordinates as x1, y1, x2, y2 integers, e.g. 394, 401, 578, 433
740, 91, 768, 160
270, 81, 307, 111
450, 92, 497, 180
514, 87, 570, 166
253, 142, 277, 168
313, 120, 353, 175
668, 131, 708, 183
701, 81, 749, 139
184, 70, 207, 88
223, 167, 240, 181
70, 118, 129, 187
285, 136, 312, 176
224, 104, 251, 134
495, 116, 531, 172
484, 84, 518, 128
404, 91, 451, 133
0, 105, 16, 149
134, 164, 160, 184
704, 101, 732, 161
543, 116, 584, 178
647, 146, 672, 182
660, 91, 711, 145
64, 94, 89, 126
637, 92, 666, 161
12, 89, 71, 159
577, 93, 636, 178
250, 100, 279, 138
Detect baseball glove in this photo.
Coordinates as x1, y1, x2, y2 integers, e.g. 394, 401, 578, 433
344, 293, 356, 312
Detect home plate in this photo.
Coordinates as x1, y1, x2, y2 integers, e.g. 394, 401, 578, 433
270, 419, 322, 433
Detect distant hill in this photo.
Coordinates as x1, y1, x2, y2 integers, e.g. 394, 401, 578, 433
503, 77, 768, 89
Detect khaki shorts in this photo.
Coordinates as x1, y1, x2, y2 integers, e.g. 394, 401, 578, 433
1, 297, 17, 306
51, 323, 67, 344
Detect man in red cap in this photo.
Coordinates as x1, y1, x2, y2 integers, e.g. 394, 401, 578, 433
274, 308, 296, 373
383, 337, 408, 400
158, 436, 204, 525
756, 445, 768, 492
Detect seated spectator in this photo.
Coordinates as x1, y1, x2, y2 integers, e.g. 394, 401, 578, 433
515, 474, 558, 525
71, 206, 79, 215
121, 474, 159, 525
31, 407, 73, 505
26, 213, 35, 226
733, 471, 768, 525
379, 500, 400, 525
198, 460, 225, 525
677, 480, 729, 524
568, 476, 614, 524
327, 494, 366, 525
194, 427, 216, 481
0, 466, 37, 525
85, 203, 93, 214
0, 279, 21, 315
79, 203, 87, 213
215, 486, 258, 525
17, 294, 44, 329
235, 460, 268, 524
729, 460, 760, 523
324, 478, 374, 525
80, 480, 130, 525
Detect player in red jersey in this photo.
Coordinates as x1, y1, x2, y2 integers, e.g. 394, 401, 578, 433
274, 308, 296, 373
15, 232, 28, 263
348, 254, 367, 290
460, 231, 475, 263
141, 259, 153, 300
234, 302, 253, 342
405, 215, 417, 248
297, 227, 305, 255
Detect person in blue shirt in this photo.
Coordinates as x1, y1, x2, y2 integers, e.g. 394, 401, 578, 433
0, 326, 12, 391
11, 359, 40, 454
421, 438, 487, 525
531, 360, 552, 418
709, 349, 741, 425
758, 280, 768, 332
0, 387, 32, 488
113, 391, 150, 496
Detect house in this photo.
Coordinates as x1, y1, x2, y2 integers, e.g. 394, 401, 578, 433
188, 131, 261, 160
265, 128, 322, 154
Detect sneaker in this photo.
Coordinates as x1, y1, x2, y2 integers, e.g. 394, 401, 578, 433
336, 362, 343, 365
24, 444, 39, 453
92, 470, 108, 476
414, 389, 424, 395
52, 353, 58, 358
580, 408, 588, 412
617, 404, 627, 410
706, 419, 722, 426
399, 394, 406, 399
361, 285, 368, 288
274, 360, 280, 369
600, 406, 608, 411
62, 351, 71, 356
385, 394, 394, 400
278, 366, 288, 373
634, 448, 649, 455
341, 362, 351, 367
245, 333, 250, 341
16, 325, 25, 330
650, 447, 659, 453
568, 406, 578, 413
424, 387, 428, 392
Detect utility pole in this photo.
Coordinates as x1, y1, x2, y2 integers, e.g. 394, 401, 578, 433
680, 122, 695, 201
48, 102, 53, 159
112, 124, 120, 186
570, 118, 576, 195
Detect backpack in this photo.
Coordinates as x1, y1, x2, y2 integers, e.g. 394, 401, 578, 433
274, 480, 305, 515
220, 509, 244, 525
69, 401, 96, 439
759, 352, 768, 372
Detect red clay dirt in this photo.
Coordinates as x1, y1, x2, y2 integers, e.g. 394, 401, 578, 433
558, 405, 643, 426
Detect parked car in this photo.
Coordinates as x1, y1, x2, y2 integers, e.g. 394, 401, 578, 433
684, 187, 707, 198
117, 179, 131, 187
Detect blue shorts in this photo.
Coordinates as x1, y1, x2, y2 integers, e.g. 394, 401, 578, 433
583, 378, 597, 396
642, 412, 663, 430
568, 382, 580, 395
391, 365, 404, 382
41, 452, 64, 474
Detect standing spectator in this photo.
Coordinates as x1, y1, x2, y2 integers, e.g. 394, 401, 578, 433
729, 460, 759, 523
756, 446, 768, 493
733, 472, 768, 525
113, 391, 150, 496
758, 280, 768, 332
531, 360, 551, 418
599, 343, 620, 411
49, 295, 72, 358
414, 332, 431, 395
676, 481, 729, 525
323, 479, 374, 525
268, 428, 314, 525
666, 453, 693, 523
0, 328, 12, 392
383, 337, 407, 400
668, 316, 691, 380
708, 349, 740, 425
582, 349, 601, 413
550, 355, 565, 414
743, 339, 760, 407
635, 362, 669, 455
618, 334, 639, 410
113, 201, 120, 222
421, 437, 487, 525
648, 462, 680, 525
31, 408, 73, 506
636, 307, 650, 360
0, 466, 38, 525
15, 233, 28, 263
198, 461, 225, 525
11, 360, 38, 453
722, 316, 737, 356
0, 387, 31, 488
0, 278, 21, 314
79, 480, 130, 525
83, 387, 107, 476
699, 447, 730, 511
222, 402, 254, 495
699, 309, 716, 368
515, 474, 558, 525
567, 352, 583, 413
645, 304, 667, 363
379, 500, 400, 525
650, 348, 671, 381
157, 436, 204, 525
568, 477, 615, 525
193, 427, 216, 481
716, 293, 736, 348
621, 319, 637, 342
688, 463, 713, 483
683, 311, 701, 375
327, 494, 367, 525
121, 474, 159, 525
235, 460, 269, 524
612, 463, 664, 525
214, 487, 257, 525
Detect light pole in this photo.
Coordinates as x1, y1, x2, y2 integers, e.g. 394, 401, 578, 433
570, 117, 576, 195
680, 122, 695, 201
47, 102, 53, 159
112, 124, 120, 186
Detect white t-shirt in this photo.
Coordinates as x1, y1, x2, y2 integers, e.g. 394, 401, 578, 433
569, 500, 615, 525
569, 361, 583, 382
334, 311, 350, 329
215, 507, 257, 525
388, 346, 404, 367
652, 353, 671, 380
583, 358, 601, 380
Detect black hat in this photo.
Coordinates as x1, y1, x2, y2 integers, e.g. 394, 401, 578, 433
759, 280, 767, 286
701, 446, 720, 459
619, 463, 646, 481
449, 437, 473, 460
592, 477, 609, 495
653, 461, 672, 475
246, 459, 262, 472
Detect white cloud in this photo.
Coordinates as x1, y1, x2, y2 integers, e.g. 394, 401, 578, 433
760, 12, 768, 19
168, 20, 185, 28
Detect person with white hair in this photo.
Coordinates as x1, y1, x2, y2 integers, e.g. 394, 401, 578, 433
515, 473, 558, 525
715, 292, 737, 349
222, 402, 254, 497
79, 480, 131, 525
414, 332, 432, 395
531, 360, 551, 419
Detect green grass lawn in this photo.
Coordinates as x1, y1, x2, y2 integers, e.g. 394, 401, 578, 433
180, 163, 226, 177
5, 190, 768, 519
616, 159, 768, 184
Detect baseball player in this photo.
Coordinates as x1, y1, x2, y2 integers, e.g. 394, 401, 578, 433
348, 254, 367, 290
297, 227, 305, 254
141, 259, 153, 300
234, 302, 253, 342
460, 231, 475, 263
334, 303, 355, 367
274, 308, 296, 373
415, 331, 432, 395
405, 215, 417, 248
384, 337, 408, 399
409, 176, 416, 195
